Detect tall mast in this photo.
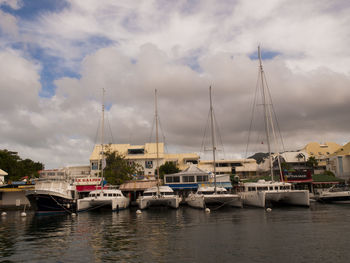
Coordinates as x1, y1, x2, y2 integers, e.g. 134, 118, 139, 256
155, 89, 160, 189
258, 46, 274, 181
101, 88, 105, 180
209, 86, 217, 193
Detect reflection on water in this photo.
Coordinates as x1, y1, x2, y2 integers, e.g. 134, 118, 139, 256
1, 204, 350, 263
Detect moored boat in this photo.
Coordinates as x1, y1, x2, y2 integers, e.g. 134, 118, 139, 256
77, 187, 129, 212
186, 186, 242, 209
240, 46, 309, 208
240, 180, 310, 207
137, 185, 181, 209
315, 185, 350, 204
26, 177, 77, 214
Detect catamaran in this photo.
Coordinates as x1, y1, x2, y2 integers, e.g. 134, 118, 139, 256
186, 87, 242, 209
239, 46, 309, 208
137, 89, 181, 209
77, 89, 129, 212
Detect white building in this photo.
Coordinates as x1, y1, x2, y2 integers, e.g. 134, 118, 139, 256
0, 169, 7, 185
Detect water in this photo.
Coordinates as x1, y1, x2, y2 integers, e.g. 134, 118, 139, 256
1, 203, 350, 263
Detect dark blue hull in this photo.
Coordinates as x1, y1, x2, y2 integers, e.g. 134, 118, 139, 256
26, 193, 77, 214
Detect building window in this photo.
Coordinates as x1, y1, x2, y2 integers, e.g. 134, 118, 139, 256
166, 177, 173, 183
91, 161, 98, 170
166, 176, 180, 183
145, 161, 153, 169
128, 149, 145, 154
183, 176, 195, 183
197, 175, 208, 182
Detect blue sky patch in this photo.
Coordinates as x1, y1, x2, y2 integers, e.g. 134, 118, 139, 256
249, 49, 281, 60
0, 0, 69, 20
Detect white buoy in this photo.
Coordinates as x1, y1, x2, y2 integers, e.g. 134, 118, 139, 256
136, 210, 142, 214
21, 212, 27, 217
71, 213, 76, 216
266, 208, 272, 212
205, 208, 211, 213
1, 212, 7, 216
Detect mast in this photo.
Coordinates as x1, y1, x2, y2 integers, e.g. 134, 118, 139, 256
209, 86, 217, 193
258, 46, 274, 181
155, 89, 160, 190
101, 88, 105, 180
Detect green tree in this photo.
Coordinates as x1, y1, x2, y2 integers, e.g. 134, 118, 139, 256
159, 161, 180, 179
306, 156, 318, 169
0, 149, 44, 182
103, 150, 143, 185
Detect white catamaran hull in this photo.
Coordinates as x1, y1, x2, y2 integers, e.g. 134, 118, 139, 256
77, 197, 129, 212
138, 196, 181, 210
186, 193, 242, 209
241, 190, 310, 208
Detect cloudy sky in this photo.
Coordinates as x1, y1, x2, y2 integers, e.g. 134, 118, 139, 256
0, 0, 349, 169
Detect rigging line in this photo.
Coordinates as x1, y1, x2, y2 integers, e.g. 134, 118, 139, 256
200, 109, 211, 155
213, 110, 225, 159
148, 116, 155, 143
245, 69, 261, 158
158, 117, 168, 154
94, 117, 101, 146
263, 72, 286, 153
106, 112, 115, 144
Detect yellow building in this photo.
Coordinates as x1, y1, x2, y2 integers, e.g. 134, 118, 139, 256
89, 143, 199, 177
198, 159, 258, 178
302, 142, 341, 173
327, 142, 350, 180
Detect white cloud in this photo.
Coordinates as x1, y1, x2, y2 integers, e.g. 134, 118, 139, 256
0, 0, 350, 168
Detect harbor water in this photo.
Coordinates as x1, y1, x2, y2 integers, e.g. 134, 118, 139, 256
1, 203, 350, 263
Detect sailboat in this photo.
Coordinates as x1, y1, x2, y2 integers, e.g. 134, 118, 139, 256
77, 89, 129, 212
137, 89, 182, 209
186, 86, 242, 209
239, 46, 309, 208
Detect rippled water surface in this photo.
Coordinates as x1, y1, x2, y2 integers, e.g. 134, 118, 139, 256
1, 203, 350, 263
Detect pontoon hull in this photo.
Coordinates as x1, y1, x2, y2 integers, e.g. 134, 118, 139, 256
138, 196, 181, 209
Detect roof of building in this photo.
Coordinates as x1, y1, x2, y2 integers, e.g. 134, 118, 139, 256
329, 142, 350, 157
302, 142, 341, 157
0, 169, 8, 176
168, 164, 209, 176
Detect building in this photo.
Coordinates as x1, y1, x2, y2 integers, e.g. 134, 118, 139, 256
302, 142, 341, 174
89, 143, 199, 177
198, 159, 258, 178
0, 169, 7, 185
327, 142, 350, 180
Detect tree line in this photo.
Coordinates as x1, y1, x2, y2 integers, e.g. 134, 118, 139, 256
0, 149, 44, 183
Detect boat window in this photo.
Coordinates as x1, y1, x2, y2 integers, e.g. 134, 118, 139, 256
104, 193, 107, 197
248, 187, 256, 191
275, 186, 279, 190
144, 192, 153, 196
257, 187, 268, 191
108, 193, 113, 197
269, 187, 273, 190
96, 194, 100, 197
163, 192, 174, 196
113, 194, 117, 197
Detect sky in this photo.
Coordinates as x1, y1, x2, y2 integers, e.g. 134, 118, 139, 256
0, 0, 349, 169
